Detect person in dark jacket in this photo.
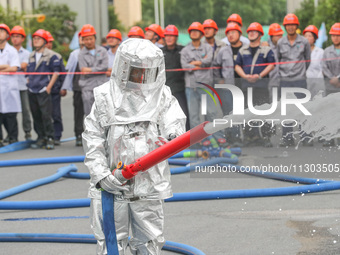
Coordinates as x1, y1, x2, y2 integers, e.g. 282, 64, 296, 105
162, 24, 189, 130
235, 23, 275, 147
45, 31, 66, 145
26, 29, 60, 150
61, 34, 85, 147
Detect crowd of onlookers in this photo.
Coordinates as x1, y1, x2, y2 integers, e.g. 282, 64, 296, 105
0, 13, 339, 149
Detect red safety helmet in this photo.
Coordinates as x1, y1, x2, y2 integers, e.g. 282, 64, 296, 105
164, 24, 179, 36
329, 23, 340, 35
106, 29, 122, 41
45, 31, 54, 42
127, 26, 145, 38
145, 24, 164, 38
188, 22, 205, 34
227, 14, 243, 27
80, 24, 96, 37
32, 29, 49, 42
268, 23, 284, 36
246, 22, 264, 35
303, 25, 318, 38
283, 13, 300, 26
10, 25, 26, 38
203, 19, 218, 31
225, 23, 242, 35
0, 23, 11, 40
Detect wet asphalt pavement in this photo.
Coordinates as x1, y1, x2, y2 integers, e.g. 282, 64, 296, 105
1, 93, 340, 255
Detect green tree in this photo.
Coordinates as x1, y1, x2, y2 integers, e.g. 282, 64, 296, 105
0, 5, 22, 28
140, 0, 286, 30
108, 5, 124, 31
295, 0, 340, 47
29, 0, 77, 60
212, 0, 231, 27
213, 0, 286, 27
0, 1, 76, 60
29, 0, 77, 43
139, 0, 155, 29
225, 0, 271, 26
267, 0, 287, 25
313, 0, 340, 46
140, 0, 214, 29
294, 0, 315, 31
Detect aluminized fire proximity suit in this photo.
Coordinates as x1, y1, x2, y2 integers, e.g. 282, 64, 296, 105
82, 38, 186, 254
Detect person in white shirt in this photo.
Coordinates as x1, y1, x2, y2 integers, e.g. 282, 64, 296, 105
303, 25, 325, 98
0, 24, 21, 146
10, 26, 32, 141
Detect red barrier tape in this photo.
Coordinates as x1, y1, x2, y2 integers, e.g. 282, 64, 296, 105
1, 57, 339, 75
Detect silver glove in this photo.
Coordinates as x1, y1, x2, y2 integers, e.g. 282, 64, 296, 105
99, 174, 129, 194
113, 169, 129, 184
168, 133, 177, 141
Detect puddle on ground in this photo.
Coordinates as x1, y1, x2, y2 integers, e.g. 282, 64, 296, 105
287, 220, 340, 254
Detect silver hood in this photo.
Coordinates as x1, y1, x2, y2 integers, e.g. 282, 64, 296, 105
109, 38, 166, 123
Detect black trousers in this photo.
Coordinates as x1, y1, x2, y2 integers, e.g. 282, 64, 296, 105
0, 113, 18, 141
73, 90, 84, 136
51, 93, 63, 140
280, 80, 308, 139
28, 91, 54, 140
244, 87, 272, 138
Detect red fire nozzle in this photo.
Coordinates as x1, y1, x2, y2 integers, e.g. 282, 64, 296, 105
119, 121, 211, 180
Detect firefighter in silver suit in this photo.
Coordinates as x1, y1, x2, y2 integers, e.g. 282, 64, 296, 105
82, 38, 186, 255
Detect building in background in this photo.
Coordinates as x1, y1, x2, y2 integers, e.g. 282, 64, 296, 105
54, 0, 109, 41
286, 0, 304, 13
1, 0, 110, 42
0, 0, 33, 12
114, 0, 142, 29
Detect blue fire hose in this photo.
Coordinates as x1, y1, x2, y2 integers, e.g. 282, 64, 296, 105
0, 233, 205, 254
101, 191, 119, 255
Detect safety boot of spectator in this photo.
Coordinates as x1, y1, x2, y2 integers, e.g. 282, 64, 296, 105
31, 138, 46, 149
76, 135, 83, 147
25, 132, 32, 140
46, 137, 55, 150
3, 136, 9, 143
54, 138, 61, 146
9, 138, 18, 144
